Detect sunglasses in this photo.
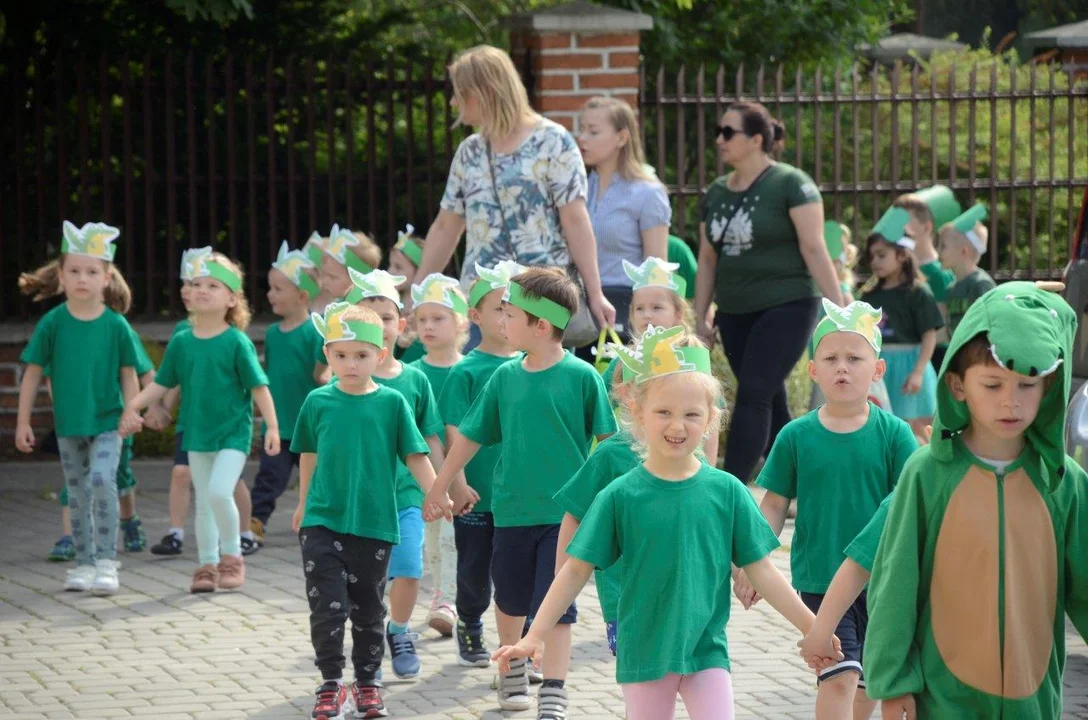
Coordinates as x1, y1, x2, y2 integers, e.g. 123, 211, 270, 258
716, 125, 747, 141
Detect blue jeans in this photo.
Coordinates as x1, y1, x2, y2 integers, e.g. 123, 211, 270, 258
57, 432, 122, 565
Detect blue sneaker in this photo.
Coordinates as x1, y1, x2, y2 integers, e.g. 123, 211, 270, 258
386, 625, 421, 679
48, 535, 75, 562
120, 515, 146, 552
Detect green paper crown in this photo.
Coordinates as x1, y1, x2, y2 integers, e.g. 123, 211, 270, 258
346, 267, 405, 308
812, 299, 883, 354
187, 252, 242, 292
871, 207, 912, 248
824, 222, 846, 263
949, 203, 989, 254
180, 246, 213, 282
411, 273, 468, 316
470, 260, 527, 307
913, 185, 962, 227
394, 224, 424, 267
303, 232, 326, 265
311, 301, 384, 347
272, 241, 321, 299
504, 280, 572, 330
61, 221, 119, 262
622, 256, 686, 296
610, 325, 711, 384
324, 224, 373, 274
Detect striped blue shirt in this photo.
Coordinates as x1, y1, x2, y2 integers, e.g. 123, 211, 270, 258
587, 171, 672, 287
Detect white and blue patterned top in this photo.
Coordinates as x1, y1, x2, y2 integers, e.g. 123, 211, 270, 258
587, 171, 671, 287
440, 118, 588, 287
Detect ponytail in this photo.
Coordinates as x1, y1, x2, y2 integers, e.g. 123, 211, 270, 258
18, 259, 62, 302
105, 265, 132, 314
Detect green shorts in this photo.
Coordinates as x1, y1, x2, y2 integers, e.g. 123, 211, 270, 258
59, 436, 136, 507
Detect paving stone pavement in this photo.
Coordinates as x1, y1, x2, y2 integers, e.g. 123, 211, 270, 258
1, 462, 1087, 719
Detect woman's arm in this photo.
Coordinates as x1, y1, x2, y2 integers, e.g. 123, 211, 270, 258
559, 198, 616, 328
694, 223, 719, 342
640, 225, 668, 261
792, 202, 845, 306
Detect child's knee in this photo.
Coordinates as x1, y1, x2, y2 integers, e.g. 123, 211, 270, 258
818, 671, 860, 699
171, 465, 192, 486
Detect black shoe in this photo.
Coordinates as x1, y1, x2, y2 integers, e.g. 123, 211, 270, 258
240, 535, 260, 556
456, 620, 491, 668
150, 533, 183, 556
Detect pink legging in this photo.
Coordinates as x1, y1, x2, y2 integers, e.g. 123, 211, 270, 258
621, 668, 734, 720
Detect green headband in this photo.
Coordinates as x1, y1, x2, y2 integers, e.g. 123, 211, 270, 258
61, 220, 119, 262
469, 279, 496, 308
812, 298, 883, 355
504, 281, 572, 330
189, 257, 243, 292
395, 224, 424, 267
271, 241, 321, 299
411, 273, 468, 316
612, 325, 712, 384
311, 302, 385, 348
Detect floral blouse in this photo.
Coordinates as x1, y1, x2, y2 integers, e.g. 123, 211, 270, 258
440, 118, 588, 287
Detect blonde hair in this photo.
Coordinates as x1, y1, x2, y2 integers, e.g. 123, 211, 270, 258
835, 225, 858, 294
627, 286, 694, 337
19, 255, 133, 314
582, 96, 657, 184
340, 304, 382, 327
938, 222, 988, 261
206, 253, 252, 330
414, 285, 471, 351
349, 231, 383, 271
448, 45, 535, 140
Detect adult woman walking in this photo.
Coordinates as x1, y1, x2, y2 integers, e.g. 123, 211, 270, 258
693, 102, 843, 482
577, 96, 670, 334
409, 45, 615, 341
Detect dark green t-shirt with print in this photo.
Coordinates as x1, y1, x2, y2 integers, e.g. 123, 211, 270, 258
699, 162, 821, 314
859, 283, 945, 345
945, 269, 996, 339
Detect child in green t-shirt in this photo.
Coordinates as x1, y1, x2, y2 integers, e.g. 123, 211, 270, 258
247, 242, 327, 547
737, 300, 918, 720
290, 302, 436, 720
389, 224, 427, 363
425, 267, 617, 718
437, 261, 522, 668
407, 272, 471, 638
494, 324, 828, 720
937, 204, 997, 339
122, 252, 280, 594
17, 220, 143, 595
316, 224, 382, 308
346, 267, 453, 681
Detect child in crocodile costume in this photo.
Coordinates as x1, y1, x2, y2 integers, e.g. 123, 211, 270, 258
863, 281, 1088, 718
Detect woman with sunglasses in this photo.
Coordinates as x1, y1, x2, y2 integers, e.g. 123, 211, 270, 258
693, 101, 843, 483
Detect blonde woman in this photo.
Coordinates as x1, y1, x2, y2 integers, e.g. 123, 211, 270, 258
410, 45, 616, 348
578, 96, 670, 335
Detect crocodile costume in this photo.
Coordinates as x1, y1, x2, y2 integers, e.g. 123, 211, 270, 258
863, 281, 1088, 717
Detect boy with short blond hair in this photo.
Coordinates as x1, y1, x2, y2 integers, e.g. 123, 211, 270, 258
937, 203, 996, 338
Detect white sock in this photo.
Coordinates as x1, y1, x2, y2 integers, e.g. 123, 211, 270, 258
241, 530, 256, 541
169, 528, 185, 540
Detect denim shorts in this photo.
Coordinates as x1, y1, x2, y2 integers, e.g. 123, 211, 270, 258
388, 506, 425, 580
173, 431, 189, 467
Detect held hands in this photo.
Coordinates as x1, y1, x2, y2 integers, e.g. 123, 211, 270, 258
450, 481, 480, 517
797, 628, 846, 672
422, 489, 454, 522
15, 423, 35, 453
492, 633, 546, 674
143, 402, 173, 432
731, 568, 762, 609
882, 694, 917, 719
118, 408, 145, 437
901, 371, 923, 396
264, 428, 281, 457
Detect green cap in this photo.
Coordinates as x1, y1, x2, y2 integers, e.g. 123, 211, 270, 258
824, 222, 846, 263
949, 203, 989, 254
912, 185, 962, 227
871, 207, 912, 247
504, 281, 572, 330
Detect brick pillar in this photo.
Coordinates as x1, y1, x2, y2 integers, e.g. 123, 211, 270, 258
507, 1, 653, 132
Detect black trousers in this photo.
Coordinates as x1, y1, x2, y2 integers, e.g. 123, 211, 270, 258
251, 446, 300, 525
454, 511, 494, 626
300, 525, 392, 683
716, 296, 820, 483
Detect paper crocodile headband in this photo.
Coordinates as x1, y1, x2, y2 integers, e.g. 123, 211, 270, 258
303, 232, 326, 265
622, 256, 686, 296
61, 221, 119, 262
949, 203, 989, 254
812, 299, 883, 354
185, 251, 243, 292
323, 224, 374, 274
411, 273, 468, 316
504, 280, 572, 330
394, 224, 424, 267
470, 260, 527, 308
271, 241, 321, 299
311, 301, 384, 348
610, 325, 712, 384
180, 246, 213, 282
345, 267, 405, 308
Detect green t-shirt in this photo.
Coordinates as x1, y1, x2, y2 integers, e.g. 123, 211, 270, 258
155, 327, 268, 453
667, 235, 698, 300
170, 319, 191, 433
554, 432, 640, 622
568, 464, 780, 683
374, 363, 444, 510
437, 349, 517, 513
291, 384, 429, 543
699, 163, 821, 314
919, 260, 955, 303
844, 490, 894, 574
601, 355, 622, 403
756, 404, 917, 593
859, 283, 945, 345
265, 320, 323, 439
409, 358, 455, 445
945, 269, 996, 339
41, 324, 152, 378
395, 338, 426, 364
459, 352, 617, 527
21, 305, 140, 438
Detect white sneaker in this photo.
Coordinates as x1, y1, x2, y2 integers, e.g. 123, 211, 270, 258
64, 564, 96, 592
90, 559, 120, 596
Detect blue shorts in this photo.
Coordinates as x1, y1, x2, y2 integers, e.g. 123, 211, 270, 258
605, 621, 618, 656
492, 524, 576, 624
173, 431, 189, 467
801, 590, 868, 687
388, 506, 425, 580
